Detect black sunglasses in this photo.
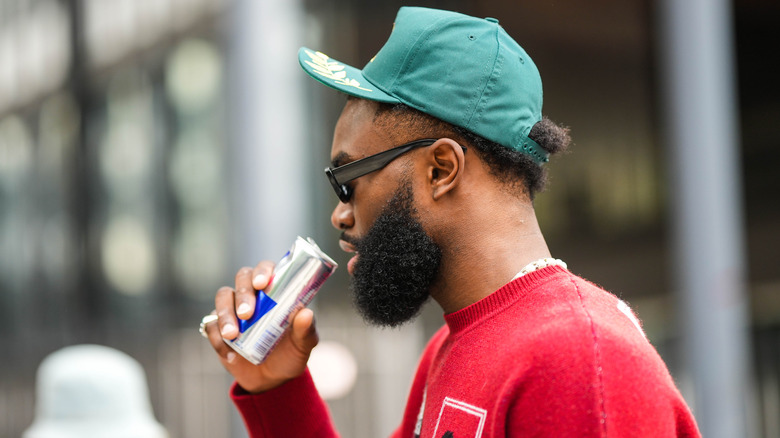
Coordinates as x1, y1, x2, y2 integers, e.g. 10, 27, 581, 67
324, 138, 441, 203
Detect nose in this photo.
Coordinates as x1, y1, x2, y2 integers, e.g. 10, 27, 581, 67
330, 201, 354, 230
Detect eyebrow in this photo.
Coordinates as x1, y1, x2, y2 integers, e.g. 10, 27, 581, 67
330, 151, 353, 168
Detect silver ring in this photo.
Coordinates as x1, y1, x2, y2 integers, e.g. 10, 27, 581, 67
199, 314, 219, 339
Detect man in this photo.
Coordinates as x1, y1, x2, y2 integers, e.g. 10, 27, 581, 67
204, 7, 700, 437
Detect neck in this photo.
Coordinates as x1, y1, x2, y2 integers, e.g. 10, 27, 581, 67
429, 201, 552, 314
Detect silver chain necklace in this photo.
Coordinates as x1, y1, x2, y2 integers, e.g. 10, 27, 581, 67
512, 258, 567, 280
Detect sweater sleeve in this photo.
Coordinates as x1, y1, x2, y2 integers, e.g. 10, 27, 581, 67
505, 277, 701, 437
505, 361, 700, 438
230, 368, 339, 438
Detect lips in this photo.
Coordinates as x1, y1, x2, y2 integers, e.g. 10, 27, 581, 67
339, 239, 359, 275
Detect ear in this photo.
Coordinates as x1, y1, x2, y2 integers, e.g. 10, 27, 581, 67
424, 138, 466, 201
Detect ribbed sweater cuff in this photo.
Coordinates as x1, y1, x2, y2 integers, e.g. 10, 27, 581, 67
231, 369, 337, 437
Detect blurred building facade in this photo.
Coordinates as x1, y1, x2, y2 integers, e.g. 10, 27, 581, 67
0, 0, 778, 437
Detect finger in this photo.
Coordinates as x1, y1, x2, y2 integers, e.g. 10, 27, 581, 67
290, 308, 319, 355
208, 329, 240, 367
252, 260, 275, 290
234, 267, 256, 320
215, 286, 239, 339
205, 311, 232, 358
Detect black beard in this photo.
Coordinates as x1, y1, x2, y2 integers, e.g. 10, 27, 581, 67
349, 183, 442, 328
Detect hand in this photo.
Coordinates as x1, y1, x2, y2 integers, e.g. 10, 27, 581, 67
203, 261, 320, 393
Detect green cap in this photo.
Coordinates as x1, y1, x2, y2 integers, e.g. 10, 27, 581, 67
299, 7, 547, 163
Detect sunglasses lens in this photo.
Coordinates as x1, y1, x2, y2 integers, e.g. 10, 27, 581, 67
339, 184, 351, 203
326, 168, 345, 202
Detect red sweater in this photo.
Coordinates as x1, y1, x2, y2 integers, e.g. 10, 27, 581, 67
231, 266, 700, 437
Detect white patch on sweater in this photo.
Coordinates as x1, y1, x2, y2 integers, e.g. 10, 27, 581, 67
433, 397, 487, 438
618, 299, 646, 338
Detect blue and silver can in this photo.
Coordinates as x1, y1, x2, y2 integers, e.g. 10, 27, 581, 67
226, 236, 337, 365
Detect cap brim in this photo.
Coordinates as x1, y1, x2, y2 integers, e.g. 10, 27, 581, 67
298, 47, 399, 104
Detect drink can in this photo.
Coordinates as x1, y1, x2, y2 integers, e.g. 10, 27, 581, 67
225, 236, 337, 365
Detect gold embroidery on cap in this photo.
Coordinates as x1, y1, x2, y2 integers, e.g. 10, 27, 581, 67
304, 50, 372, 91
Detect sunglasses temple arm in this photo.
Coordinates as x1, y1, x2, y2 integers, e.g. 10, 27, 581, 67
329, 147, 412, 183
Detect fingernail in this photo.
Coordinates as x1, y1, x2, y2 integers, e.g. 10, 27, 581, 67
221, 323, 236, 337
226, 352, 236, 363
253, 274, 267, 287
237, 303, 251, 316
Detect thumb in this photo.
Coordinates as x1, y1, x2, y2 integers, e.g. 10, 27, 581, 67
290, 308, 319, 355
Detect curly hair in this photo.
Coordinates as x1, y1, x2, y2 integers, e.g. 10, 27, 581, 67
370, 100, 571, 199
